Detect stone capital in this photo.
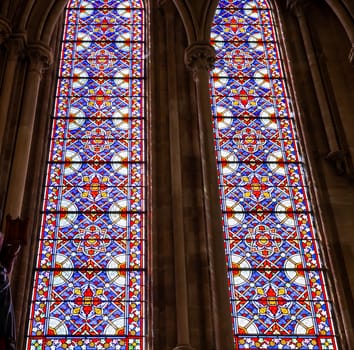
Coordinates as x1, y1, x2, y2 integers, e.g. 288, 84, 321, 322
326, 150, 346, 176
26, 43, 53, 74
4, 34, 26, 59
185, 41, 216, 73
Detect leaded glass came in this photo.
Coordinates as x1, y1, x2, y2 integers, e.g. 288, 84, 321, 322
26, 1, 146, 348
210, 0, 339, 348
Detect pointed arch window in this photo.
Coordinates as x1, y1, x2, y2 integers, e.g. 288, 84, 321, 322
210, 0, 339, 348
26, 1, 146, 349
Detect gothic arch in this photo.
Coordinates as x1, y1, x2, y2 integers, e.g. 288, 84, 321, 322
171, 0, 218, 43
0, 1, 353, 350
180, 0, 354, 348
320, 0, 354, 61
0, 0, 68, 45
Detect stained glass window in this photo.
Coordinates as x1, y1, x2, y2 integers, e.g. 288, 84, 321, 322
26, 1, 146, 349
210, 0, 339, 348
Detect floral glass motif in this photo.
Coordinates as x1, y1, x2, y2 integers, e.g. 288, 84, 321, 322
210, 0, 339, 348
26, 1, 145, 349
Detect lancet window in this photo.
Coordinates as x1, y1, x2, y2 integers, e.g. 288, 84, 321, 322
210, 0, 339, 348
26, 1, 146, 349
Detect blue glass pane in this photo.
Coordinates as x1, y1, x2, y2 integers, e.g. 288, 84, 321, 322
27, 0, 146, 348
210, 0, 339, 348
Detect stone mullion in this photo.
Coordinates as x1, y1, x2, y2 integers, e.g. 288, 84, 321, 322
3, 44, 52, 225
163, 3, 194, 350
287, 0, 351, 176
0, 36, 25, 156
185, 42, 234, 350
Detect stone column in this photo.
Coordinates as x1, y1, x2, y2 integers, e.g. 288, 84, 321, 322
161, 3, 195, 350
3, 44, 51, 225
0, 36, 25, 155
287, 0, 354, 65
185, 42, 234, 350
287, 0, 348, 175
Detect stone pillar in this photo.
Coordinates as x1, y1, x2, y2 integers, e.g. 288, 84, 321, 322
0, 36, 25, 155
161, 3, 195, 350
185, 42, 234, 350
287, 0, 349, 175
3, 44, 51, 225
287, 0, 354, 62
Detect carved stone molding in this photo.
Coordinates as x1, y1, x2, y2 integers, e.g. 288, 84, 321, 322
326, 150, 346, 175
184, 41, 216, 73
326, 150, 354, 178
4, 34, 26, 60
26, 43, 53, 75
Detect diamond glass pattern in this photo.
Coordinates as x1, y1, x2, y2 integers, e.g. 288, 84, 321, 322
26, 1, 145, 349
210, 1, 339, 348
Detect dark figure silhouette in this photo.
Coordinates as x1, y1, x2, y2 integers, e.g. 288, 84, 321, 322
0, 217, 28, 350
